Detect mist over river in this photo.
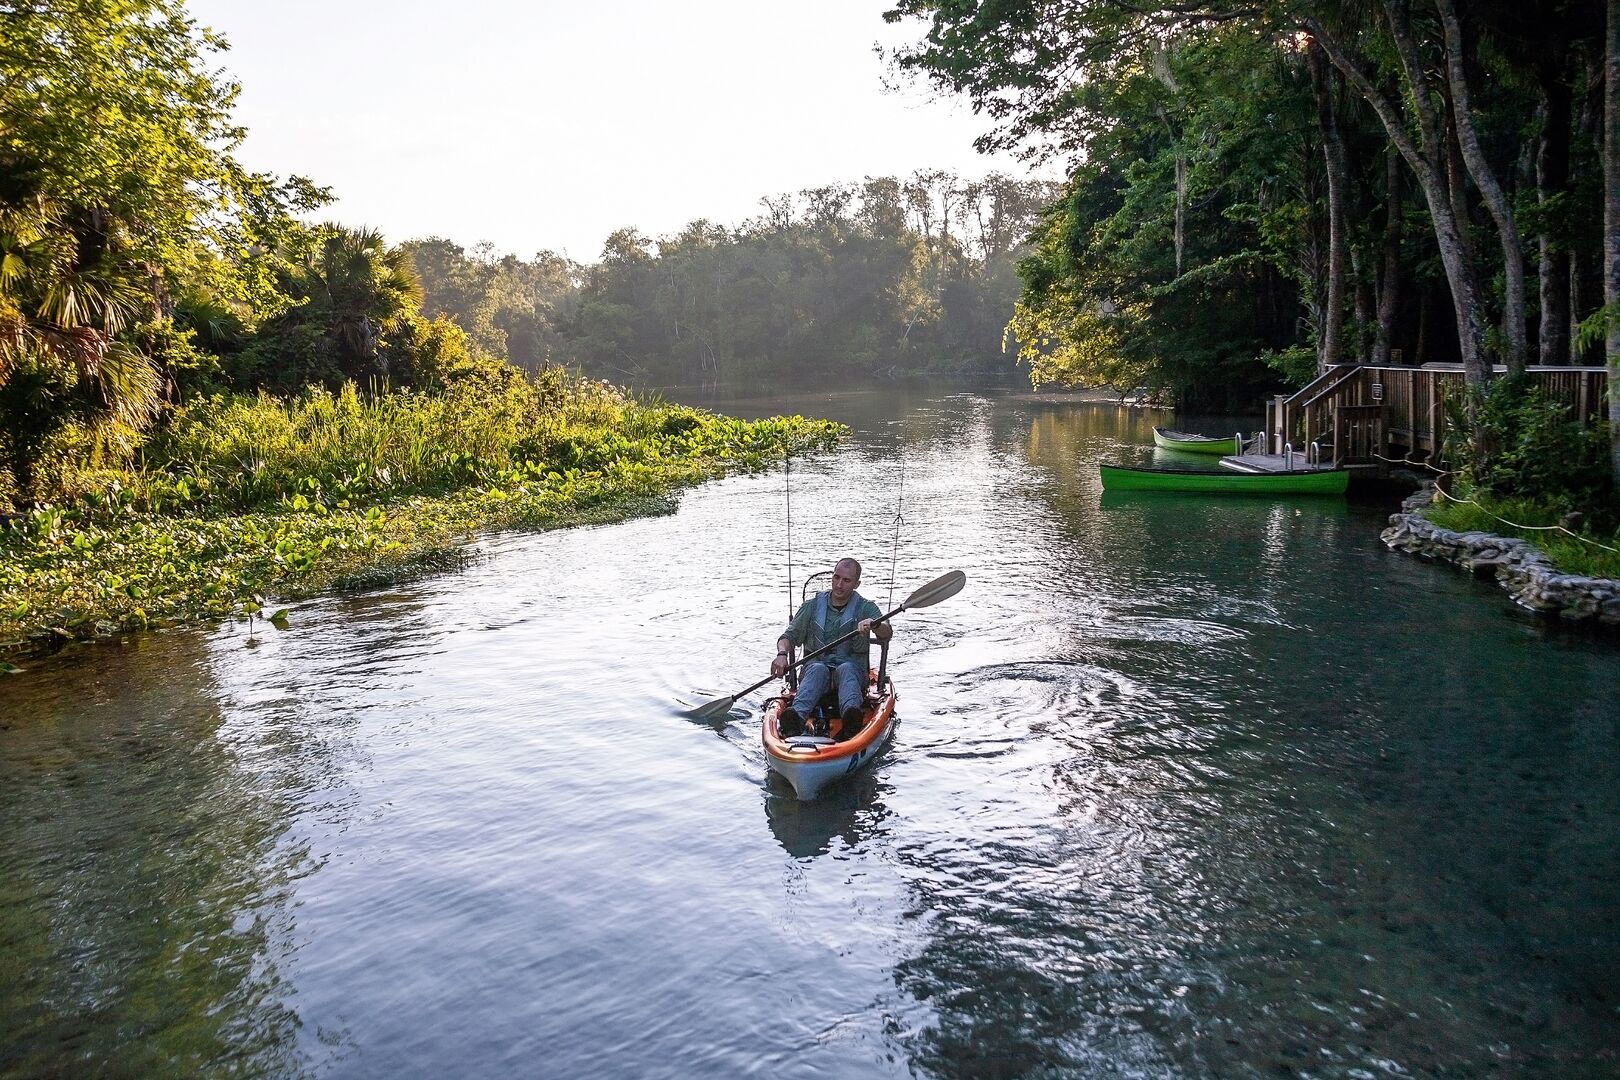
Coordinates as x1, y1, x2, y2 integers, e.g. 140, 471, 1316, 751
3, 385, 1616, 1078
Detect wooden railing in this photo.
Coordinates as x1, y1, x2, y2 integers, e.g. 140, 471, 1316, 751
1265, 364, 1608, 467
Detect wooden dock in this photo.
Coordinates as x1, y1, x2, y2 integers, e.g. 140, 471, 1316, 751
1263, 363, 1608, 470
1220, 453, 1343, 474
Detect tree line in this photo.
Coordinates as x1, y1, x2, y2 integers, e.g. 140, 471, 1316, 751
403, 171, 1060, 390
9, 0, 1619, 508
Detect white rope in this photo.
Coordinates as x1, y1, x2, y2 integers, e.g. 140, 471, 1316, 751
1431, 488, 1620, 553
1369, 451, 1615, 553
1371, 450, 1447, 474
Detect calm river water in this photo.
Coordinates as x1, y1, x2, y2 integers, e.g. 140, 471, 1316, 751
2, 386, 1617, 1078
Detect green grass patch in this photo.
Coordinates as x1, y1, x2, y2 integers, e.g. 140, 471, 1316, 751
1424, 491, 1620, 579
1, 375, 841, 656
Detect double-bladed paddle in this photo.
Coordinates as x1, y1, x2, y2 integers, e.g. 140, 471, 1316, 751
687, 570, 966, 720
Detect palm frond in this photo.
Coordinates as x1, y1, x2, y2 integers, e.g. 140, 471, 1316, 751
0, 251, 27, 288
93, 342, 163, 425
38, 322, 110, 380
0, 297, 24, 382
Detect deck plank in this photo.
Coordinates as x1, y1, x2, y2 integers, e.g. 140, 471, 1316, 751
1220, 454, 1335, 474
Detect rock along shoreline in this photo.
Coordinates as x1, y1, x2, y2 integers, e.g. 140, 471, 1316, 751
1381, 484, 1620, 626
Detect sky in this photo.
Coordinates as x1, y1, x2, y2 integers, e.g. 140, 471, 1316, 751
185, 0, 1043, 264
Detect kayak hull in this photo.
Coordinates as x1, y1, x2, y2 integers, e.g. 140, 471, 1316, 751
762, 675, 897, 800
1100, 463, 1349, 494
1152, 427, 1239, 454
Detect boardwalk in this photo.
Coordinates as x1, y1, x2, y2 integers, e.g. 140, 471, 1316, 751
1265, 363, 1609, 468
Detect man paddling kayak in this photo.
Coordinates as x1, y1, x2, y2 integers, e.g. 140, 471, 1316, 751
769, 557, 892, 738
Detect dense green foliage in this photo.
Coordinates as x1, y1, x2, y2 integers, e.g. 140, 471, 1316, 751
1004, 25, 1309, 409
0, 367, 839, 653
226, 225, 423, 392
1422, 374, 1618, 576
400, 238, 577, 371
1443, 379, 1615, 529
885, 1, 1614, 424
0, 0, 326, 494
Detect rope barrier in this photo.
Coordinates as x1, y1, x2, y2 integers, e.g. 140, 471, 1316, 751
1362, 450, 1616, 554
1371, 450, 1448, 474
1430, 489, 1620, 553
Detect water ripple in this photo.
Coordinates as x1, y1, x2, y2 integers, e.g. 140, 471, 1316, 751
2, 389, 1617, 1078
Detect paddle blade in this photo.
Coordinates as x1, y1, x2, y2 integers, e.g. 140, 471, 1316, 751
903, 570, 966, 610
687, 695, 739, 721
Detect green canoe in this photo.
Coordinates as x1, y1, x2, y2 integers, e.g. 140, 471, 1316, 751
1100, 463, 1349, 495
1152, 427, 1239, 454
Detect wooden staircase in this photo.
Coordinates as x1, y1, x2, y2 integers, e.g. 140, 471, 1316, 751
1264, 363, 1607, 470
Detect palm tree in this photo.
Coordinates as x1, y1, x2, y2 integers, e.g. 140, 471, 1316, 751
0, 186, 161, 497
286, 225, 423, 378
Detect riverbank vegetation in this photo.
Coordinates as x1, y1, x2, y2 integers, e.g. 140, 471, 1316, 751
0, 369, 838, 654
1422, 379, 1620, 577
1422, 496, 1620, 580
8, 0, 1620, 655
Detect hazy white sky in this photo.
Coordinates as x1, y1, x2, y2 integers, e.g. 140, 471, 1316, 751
186, 0, 1037, 263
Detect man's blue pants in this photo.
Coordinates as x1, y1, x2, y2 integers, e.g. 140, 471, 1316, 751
791, 658, 864, 717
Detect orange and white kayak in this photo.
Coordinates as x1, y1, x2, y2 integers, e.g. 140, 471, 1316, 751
761, 673, 898, 800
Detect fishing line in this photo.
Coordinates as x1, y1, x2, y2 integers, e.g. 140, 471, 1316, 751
784, 447, 794, 621
888, 437, 905, 609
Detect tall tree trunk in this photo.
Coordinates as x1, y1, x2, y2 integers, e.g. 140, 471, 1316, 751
1150, 47, 1187, 279
1605, 0, 1620, 486
1308, 41, 1349, 370
1305, 11, 1493, 395
1445, 118, 1476, 272
1353, 252, 1375, 362
1538, 82, 1573, 365
1437, 0, 1528, 378
1174, 149, 1187, 277
1375, 145, 1404, 365
1571, 249, 1586, 360
1574, 78, 1600, 363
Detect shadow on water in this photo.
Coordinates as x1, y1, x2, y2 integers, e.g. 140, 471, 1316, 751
762, 768, 891, 860
1098, 489, 1352, 516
